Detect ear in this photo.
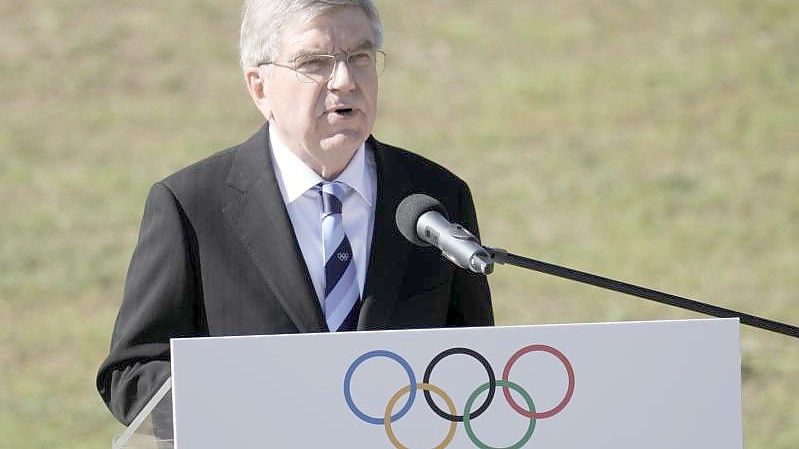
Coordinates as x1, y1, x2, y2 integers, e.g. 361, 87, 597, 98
244, 67, 272, 120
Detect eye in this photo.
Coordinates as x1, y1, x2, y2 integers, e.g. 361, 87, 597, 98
348, 51, 374, 67
294, 55, 334, 74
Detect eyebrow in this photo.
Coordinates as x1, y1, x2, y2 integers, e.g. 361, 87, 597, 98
292, 40, 377, 59
350, 40, 377, 52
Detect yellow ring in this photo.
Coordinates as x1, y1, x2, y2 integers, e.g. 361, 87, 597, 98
384, 382, 457, 449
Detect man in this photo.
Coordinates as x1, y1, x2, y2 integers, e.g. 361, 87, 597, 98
97, 0, 492, 426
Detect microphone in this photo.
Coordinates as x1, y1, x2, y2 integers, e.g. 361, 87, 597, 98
394, 197, 799, 339
395, 194, 493, 274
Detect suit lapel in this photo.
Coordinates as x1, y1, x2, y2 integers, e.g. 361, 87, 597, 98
359, 138, 413, 330
222, 125, 325, 333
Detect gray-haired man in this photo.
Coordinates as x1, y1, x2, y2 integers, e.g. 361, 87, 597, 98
98, 0, 492, 425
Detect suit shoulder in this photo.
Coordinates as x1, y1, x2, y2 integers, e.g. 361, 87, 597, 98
148, 139, 256, 218
374, 140, 468, 189
160, 145, 239, 191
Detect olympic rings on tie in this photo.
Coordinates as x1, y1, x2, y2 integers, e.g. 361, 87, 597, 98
343, 344, 575, 449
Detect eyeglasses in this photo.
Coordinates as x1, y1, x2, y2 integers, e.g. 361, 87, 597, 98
258, 49, 386, 84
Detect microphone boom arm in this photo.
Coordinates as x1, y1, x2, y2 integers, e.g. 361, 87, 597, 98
487, 247, 799, 339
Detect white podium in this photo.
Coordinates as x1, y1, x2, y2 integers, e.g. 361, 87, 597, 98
113, 318, 742, 449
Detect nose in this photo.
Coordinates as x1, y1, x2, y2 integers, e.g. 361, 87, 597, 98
327, 58, 356, 92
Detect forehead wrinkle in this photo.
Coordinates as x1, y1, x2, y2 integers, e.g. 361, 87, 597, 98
278, 12, 376, 60
292, 39, 377, 60
278, 29, 327, 59
350, 39, 377, 52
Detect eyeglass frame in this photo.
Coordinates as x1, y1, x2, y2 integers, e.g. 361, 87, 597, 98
256, 48, 386, 84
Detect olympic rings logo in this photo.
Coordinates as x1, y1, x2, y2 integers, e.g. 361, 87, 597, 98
343, 345, 575, 449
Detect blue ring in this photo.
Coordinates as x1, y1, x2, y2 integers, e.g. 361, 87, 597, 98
344, 350, 417, 424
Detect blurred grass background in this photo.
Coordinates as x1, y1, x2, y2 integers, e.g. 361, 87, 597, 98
1, 0, 797, 447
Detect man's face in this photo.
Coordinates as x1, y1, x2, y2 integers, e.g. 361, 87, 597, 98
262, 7, 379, 177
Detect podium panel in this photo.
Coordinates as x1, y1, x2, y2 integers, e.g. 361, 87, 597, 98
162, 319, 741, 449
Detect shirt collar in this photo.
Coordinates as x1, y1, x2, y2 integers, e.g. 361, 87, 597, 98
269, 126, 374, 206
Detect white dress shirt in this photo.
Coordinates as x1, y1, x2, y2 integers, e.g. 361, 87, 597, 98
269, 129, 377, 304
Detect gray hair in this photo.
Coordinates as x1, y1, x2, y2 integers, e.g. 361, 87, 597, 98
239, 0, 384, 69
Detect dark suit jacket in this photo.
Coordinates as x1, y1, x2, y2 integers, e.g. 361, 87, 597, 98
97, 124, 493, 425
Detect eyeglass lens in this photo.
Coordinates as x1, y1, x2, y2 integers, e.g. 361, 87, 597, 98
293, 51, 385, 83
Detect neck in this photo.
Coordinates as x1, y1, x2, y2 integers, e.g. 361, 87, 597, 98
318, 165, 344, 181
268, 124, 361, 181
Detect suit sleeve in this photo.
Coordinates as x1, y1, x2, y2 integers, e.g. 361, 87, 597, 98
447, 181, 494, 326
97, 182, 207, 425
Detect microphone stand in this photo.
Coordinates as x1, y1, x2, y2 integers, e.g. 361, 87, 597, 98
486, 247, 799, 339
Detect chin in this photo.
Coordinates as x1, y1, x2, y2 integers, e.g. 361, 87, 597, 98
321, 130, 367, 153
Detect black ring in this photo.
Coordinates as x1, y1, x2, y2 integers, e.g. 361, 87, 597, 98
422, 347, 496, 422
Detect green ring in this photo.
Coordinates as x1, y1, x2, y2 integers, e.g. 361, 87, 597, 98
463, 380, 536, 449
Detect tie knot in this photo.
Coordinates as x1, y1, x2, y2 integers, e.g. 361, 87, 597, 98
317, 181, 349, 215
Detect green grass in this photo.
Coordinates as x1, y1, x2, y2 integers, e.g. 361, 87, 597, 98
1, 0, 797, 447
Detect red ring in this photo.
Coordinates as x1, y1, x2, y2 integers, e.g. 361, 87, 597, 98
501, 344, 575, 419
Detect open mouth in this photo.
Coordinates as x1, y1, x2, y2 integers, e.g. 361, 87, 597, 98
331, 107, 354, 117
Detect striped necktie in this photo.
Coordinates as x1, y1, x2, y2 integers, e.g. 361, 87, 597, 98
317, 181, 361, 332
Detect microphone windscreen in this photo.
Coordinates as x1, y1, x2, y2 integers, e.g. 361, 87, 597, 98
395, 193, 449, 247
